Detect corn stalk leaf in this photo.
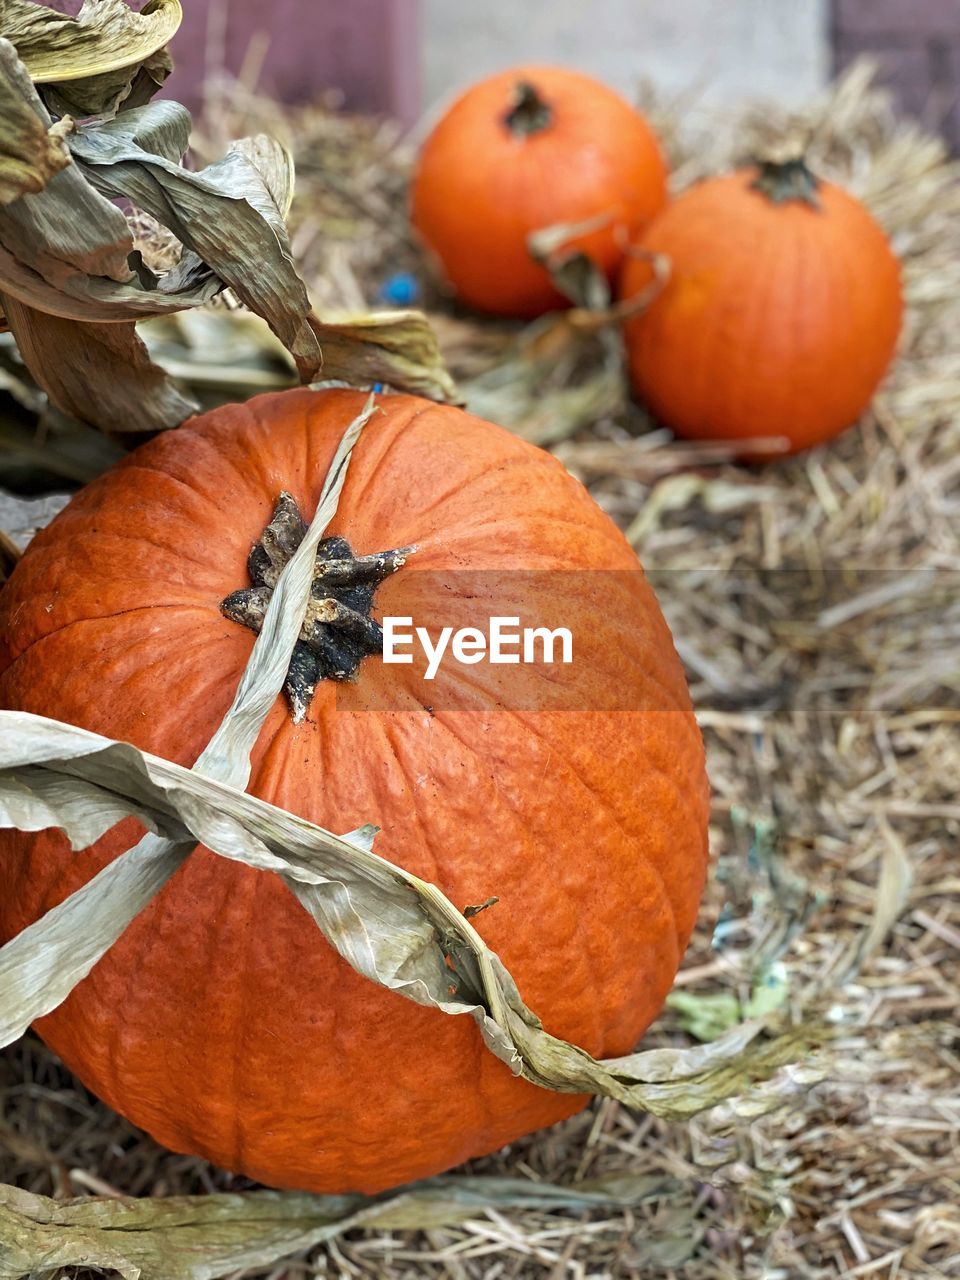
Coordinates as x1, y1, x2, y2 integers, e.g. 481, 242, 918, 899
0, 701, 818, 1116
0, 1174, 677, 1280
0, 36, 457, 432
2, 293, 197, 431
0, 41, 71, 205
309, 309, 461, 404
0, 42, 324, 430
69, 106, 319, 378
2, 0, 182, 117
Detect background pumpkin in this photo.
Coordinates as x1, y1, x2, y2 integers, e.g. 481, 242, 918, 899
411, 66, 668, 319
0, 389, 708, 1195
620, 159, 903, 454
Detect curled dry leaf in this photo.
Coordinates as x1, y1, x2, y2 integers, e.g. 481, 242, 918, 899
0, 18, 456, 436
231, 132, 296, 217
2, 0, 182, 117
69, 105, 320, 378
2, 294, 197, 432
0, 40, 71, 205
0, 1174, 679, 1280
308, 308, 461, 403
0, 44, 318, 430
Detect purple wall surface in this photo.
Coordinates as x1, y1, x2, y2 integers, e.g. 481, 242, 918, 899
165, 0, 420, 122
833, 0, 960, 151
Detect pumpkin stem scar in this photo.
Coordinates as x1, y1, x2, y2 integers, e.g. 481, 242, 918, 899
504, 81, 553, 136
750, 155, 821, 209
220, 492, 414, 721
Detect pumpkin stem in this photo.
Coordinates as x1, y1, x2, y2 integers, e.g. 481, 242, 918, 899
221, 492, 413, 722
504, 81, 553, 136
750, 155, 821, 208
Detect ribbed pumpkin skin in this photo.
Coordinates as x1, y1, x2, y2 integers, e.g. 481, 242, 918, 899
0, 390, 708, 1194
411, 66, 668, 319
620, 169, 903, 453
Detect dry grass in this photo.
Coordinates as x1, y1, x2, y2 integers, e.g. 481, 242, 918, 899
2, 62, 959, 1278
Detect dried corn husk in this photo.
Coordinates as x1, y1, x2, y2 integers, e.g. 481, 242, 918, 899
0, 2, 456, 438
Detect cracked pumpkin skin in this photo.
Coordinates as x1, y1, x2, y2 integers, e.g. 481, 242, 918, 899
0, 389, 708, 1194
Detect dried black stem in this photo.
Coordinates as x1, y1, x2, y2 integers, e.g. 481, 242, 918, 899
221, 492, 412, 722
504, 81, 553, 136
750, 156, 821, 208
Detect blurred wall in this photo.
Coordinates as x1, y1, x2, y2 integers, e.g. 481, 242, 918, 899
167, 0, 419, 120
833, 0, 960, 151
421, 0, 829, 118
163, 0, 834, 126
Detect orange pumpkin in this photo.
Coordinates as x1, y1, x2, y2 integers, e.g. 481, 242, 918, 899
620, 158, 903, 454
0, 389, 708, 1194
411, 67, 668, 318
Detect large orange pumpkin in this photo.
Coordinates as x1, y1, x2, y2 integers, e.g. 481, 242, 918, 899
620, 158, 903, 454
411, 67, 668, 318
0, 389, 708, 1194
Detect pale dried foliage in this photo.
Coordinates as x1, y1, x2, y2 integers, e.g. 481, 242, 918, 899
2, 62, 959, 1279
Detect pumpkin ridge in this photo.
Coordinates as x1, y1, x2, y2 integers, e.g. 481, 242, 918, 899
408, 711, 543, 879
112, 460, 249, 525
375, 717, 446, 891
96, 843, 183, 1123
424, 705, 688, 957
29, 523, 229, 577
372, 451, 546, 535
403, 508, 637, 566
495, 706, 703, 953
410, 630, 696, 719
224, 854, 262, 1174
437, 706, 690, 1053
740, 206, 793, 432
0, 603, 228, 678
325, 399, 433, 518
400, 710, 608, 1051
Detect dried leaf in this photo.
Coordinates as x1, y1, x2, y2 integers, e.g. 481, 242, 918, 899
140, 309, 297, 395
2, 0, 182, 117
0, 49, 327, 431
309, 309, 461, 403
0, 40, 71, 205
2, 293, 197, 431
69, 106, 320, 378
0, 1174, 677, 1280
231, 132, 296, 218
0, 36, 456, 431
527, 212, 614, 310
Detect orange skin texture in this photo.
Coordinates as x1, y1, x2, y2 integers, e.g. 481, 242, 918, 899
411, 66, 668, 318
620, 169, 903, 454
0, 390, 708, 1194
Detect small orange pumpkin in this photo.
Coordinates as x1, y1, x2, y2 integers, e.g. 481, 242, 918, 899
0, 389, 708, 1194
412, 66, 668, 318
620, 158, 903, 455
